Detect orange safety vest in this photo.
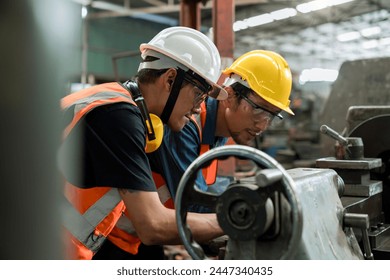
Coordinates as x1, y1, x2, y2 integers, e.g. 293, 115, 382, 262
106, 101, 217, 255
106, 172, 174, 255
60, 82, 142, 259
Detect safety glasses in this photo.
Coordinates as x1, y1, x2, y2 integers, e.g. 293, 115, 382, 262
239, 93, 283, 120
183, 76, 208, 108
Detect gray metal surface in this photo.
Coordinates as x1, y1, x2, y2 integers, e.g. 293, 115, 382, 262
316, 156, 383, 197
227, 168, 364, 259
287, 168, 363, 260
342, 194, 383, 227
343, 181, 383, 197
316, 157, 382, 170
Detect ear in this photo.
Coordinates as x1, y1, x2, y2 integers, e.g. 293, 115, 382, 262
163, 68, 177, 91
222, 86, 237, 107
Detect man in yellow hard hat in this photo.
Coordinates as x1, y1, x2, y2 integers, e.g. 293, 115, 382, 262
95, 50, 294, 259
150, 50, 294, 197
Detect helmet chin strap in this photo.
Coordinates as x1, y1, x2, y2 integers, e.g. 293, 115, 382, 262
160, 68, 186, 124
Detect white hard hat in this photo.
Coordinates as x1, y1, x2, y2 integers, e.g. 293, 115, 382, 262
139, 26, 227, 100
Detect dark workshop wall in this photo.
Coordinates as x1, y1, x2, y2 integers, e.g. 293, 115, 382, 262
85, 14, 171, 82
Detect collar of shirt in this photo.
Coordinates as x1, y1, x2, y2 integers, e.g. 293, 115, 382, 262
202, 98, 227, 147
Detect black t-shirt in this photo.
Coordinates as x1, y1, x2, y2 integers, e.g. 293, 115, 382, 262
60, 102, 156, 192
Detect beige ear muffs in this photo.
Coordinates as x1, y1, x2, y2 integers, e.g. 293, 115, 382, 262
145, 113, 164, 153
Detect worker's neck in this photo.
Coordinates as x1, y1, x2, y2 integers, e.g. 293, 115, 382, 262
215, 102, 229, 138
138, 82, 165, 117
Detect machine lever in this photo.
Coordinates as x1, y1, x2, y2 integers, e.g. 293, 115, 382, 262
343, 213, 374, 260
320, 125, 348, 146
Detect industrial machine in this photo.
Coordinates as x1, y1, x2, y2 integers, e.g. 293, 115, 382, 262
174, 56, 390, 260
174, 106, 390, 260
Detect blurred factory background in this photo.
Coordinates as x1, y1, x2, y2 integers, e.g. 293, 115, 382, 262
67, 0, 390, 162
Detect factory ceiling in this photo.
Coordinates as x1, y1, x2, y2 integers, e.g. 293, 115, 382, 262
72, 0, 390, 78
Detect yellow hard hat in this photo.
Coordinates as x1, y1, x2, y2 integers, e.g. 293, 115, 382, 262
223, 50, 294, 115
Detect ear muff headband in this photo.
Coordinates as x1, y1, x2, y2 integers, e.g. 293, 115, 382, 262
121, 81, 163, 153
160, 68, 186, 124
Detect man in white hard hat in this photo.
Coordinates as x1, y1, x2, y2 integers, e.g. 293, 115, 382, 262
59, 26, 227, 259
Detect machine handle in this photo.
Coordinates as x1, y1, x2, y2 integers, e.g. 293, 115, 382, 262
320, 125, 348, 146
343, 213, 374, 260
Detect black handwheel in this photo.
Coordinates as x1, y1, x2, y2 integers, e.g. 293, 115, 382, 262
175, 145, 302, 260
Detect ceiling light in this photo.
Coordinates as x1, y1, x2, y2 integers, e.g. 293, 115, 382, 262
337, 31, 360, 42
296, 3, 312, 13
233, 14, 273, 32
234, 0, 355, 32
270, 8, 297, 20
380, 37, 390, 46
233, 21, 249, 31
297, 0, 327, 13
233, 9, 294, 32
81, 6, 88, 18
328, 0, 355, 5
360, 26, 381, 37
299, 68, 339, 84
362, 40, 379, 49
296, 0, 355, 14
309, 0, 328, 11
245, 14, 274, 27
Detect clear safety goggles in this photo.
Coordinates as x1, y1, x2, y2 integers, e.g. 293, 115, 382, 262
225, 74, 283, 120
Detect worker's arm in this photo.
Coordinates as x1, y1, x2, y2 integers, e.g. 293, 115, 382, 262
119, 188, 223, 245
82, 104, 223, 245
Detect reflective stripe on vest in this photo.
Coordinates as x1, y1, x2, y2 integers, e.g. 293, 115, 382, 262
107, 173, 174, 254
62, 90, 133, 139
61, 82, 138, 259
62, 188, 122, 252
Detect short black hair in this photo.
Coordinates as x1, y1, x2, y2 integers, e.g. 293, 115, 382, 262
230, 82, 252, 102
136, 55, 168, 84
136, 68, 168, 84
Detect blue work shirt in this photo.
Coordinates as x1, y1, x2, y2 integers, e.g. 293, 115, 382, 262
147, 98, 229, 210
